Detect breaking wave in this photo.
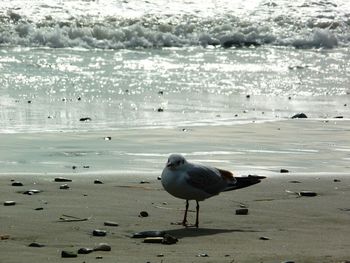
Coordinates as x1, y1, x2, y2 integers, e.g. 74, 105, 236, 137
1, 9, 349, 49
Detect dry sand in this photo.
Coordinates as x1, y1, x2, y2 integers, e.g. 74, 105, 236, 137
1, 120, 350, 262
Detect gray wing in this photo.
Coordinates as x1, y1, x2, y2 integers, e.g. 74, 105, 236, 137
185, 164, 226, 195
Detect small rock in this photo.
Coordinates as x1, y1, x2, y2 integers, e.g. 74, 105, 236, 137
72, 165, 77, 170
246, 94, 251, 99
104, 221, 119, 227
334, 116, 344, 119
59, 184, 70, 190
34, 207, 44, 211
298, 191, 317, 197
94, 179, 103, 184
281, 261, 295, 263
139, 211, 149, 217
157, 107, 164, 112
104, 136, 112, 141
80, 117, 92, 122
28, 242, 45, 247
259, 236, 270, 240
23, 189, 41, 195
144, 237, 163, 243
157, 176, 161, 180
96, 256, 103, 259
162, 234, 178, 245
333, 179, 341, 182
197, 253, 209, 257
93, 243, 111, 251
11, 181, 23, 186
289, 180, 301, 183
291, 113, 308, 119
158, 91, 164, 95
140, 180, 150, 184
27, 100, 32, 104
0, 234, 10, 240
78, 247, 94, 254
4, 201, 16, 206
236, 208, 249, 215
93, 229, 107, 237
157, 254, 164, 257
280, 169, 289, 173
54, 177, 72, 182
61, 251, 77, 258
83, 165, 90, 168
132, 231, 166, 238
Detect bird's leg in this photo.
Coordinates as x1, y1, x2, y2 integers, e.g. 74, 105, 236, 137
195, 201, 199, 228
182, 200, 189, 226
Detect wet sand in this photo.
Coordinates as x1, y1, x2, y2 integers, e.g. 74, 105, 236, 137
1, 120, 350, 262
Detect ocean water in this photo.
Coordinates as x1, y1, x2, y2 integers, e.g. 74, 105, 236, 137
0, 0, 349, 175
1, 0, 350, 132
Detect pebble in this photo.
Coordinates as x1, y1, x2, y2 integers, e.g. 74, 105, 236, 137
61, 251, 77, 258
132, 230, 166, 238
28, 242, 45, 247
93, 243, 111, 251
289, 180, 301, 183
78, 247, 94, 254
235, 208, 249, 215
259, 236, 270, 240
94, 179, 103, 184
54, 177, 72, 182
144, 237, 163, 243
93, 229, 107, 237
139, 211, 149, 217
4, 201, 16, 206
157, 107, 164, 112
23, 189, 41, 195
298, 191, 317, 197
197, 253, 209, 257
334, 179, 341, 182
11, 181, 23, 186
104, 136, 112, 141
59, 184, 70, 190
0, 234, 10, 240
291, 113, 308, 119
280, 169, 289, 173
34, 207, 44, 211
80, 117, 92, 122
157, 176, 161, 180
162, 234, 178, 245
140, 180, 150, 184
104, 221, 119, 227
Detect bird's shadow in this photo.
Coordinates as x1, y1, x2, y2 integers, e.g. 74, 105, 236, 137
164, 227, 260, 239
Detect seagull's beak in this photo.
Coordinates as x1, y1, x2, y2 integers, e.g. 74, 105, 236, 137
166, 161, 174, 169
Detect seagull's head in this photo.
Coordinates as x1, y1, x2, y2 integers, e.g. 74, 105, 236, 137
166, 154, 187, 170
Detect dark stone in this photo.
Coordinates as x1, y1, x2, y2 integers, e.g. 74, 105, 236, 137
157, 107, 164, 112
104, 136, 112, 141
157, 176, 161, 180
139, 211, 149, 217
140, 180, 150, 184
94, 179, 103, 184
158, 91, 164, 95
132, 231, 166, 238
246, 94, 251, 99
4, 201, 16, 206
235, 208, 249, 215
259, 236, 270, 240
61, 251, 77, 258
333, 179, 341, 182
334, 116, 344, 119
289, 180, 301, 183
143, 237, 163, 243
34, 207, 44, 211
72, 165, 77, 170
93, 229, 107, 237
79, 117, 92, 122
197, 253, 209, 257
291, 113, 308, 119
11, 181, 23, 186
162, 234, 178, 245
298, 191, 317, 197
83, 165, 90, 168
29, 242, 45, 247
93, 243, 111, 251
54, 177, 72, 182
280, 169, 289, 173
78, 247, 94, 254
59, 184, 70, 190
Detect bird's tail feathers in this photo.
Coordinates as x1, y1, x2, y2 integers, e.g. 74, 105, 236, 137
224, 175, 266, 192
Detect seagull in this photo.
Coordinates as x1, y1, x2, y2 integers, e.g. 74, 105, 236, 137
161, 154, 265, 227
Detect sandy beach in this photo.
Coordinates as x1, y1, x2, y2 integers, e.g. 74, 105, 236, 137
1, 120, 350, 263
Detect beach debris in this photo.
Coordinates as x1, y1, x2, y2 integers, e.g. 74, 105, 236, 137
54, 177, 72, 182
104, 221, 119, 227
11, 181, 23, 186
78, 247, 94, 254
93, 243, 111, 251
132, 230, 166, 238
197, 253, 209, 257
61, 250, 78, 258
157, 176, 162, 180
104, 136, 112, 141
28, 242, 45, 247
94, 179, 103, 184
333, 179, 341, 182
34, 207, 44, 211
162, 234, 178, 245
157, 107, 164, 112
334, 116, 344, 119
59, 184, 70, 190
158, 90, 164, 95
289, 180, 301, 183
281, 261, 295, 263
93, 229, 107, 237
23, 189, 41, 195
140, 180, 150, 184
4, 201, 16, 206
80, 117, 92, 122
59, 214, 92, 222
144, 237, 163, 243
280, 169, 289, 173
83, 165, 90, 168
139, 211, 149, 217
157, 254, 165, 257
0, 234, 10, 240
259, 236, 270, 240
235, 208, 249, 215
298, 191, 317, 197
291, 113, 308, 119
